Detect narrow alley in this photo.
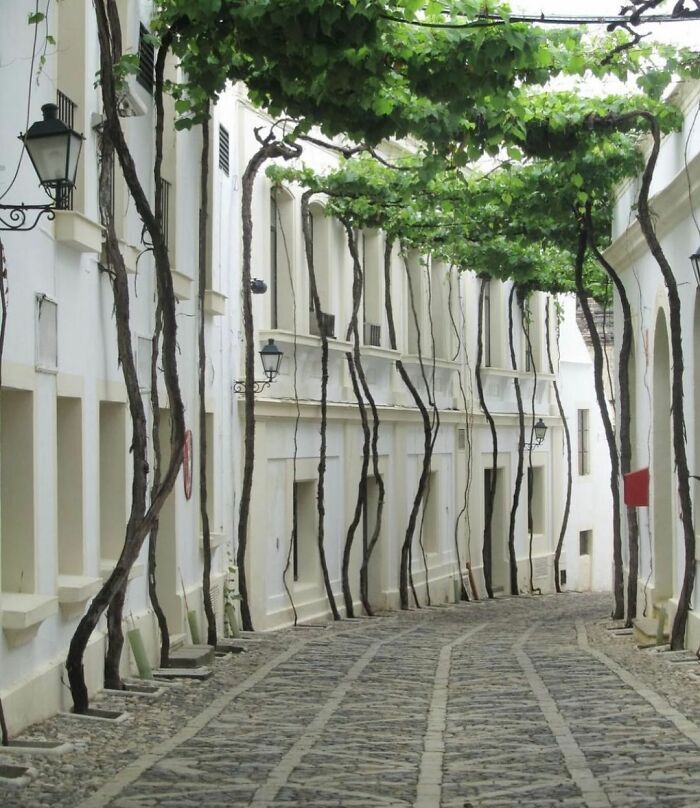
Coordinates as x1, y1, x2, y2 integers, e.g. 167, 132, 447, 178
5, 593, 700, 808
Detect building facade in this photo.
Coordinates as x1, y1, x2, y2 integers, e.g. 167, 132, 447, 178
607, 78, 700, 645
0, 1, 608, 735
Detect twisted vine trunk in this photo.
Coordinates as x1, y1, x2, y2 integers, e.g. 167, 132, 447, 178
341, 223, 370, 618
383, 239, 432, 610
448, 267, 470, 601
405, 253, 439, 606
629, 114, 695, 648
147, 304, 170, 668
574, 217, 624, 619
476, 277, 497, 599
238, 137, 302, 631
546, 300, 572, 594
506, 285, 524, 596
519, 292, 540, 594
300, 190, 341, 621
197, 111, 216, 646
67, 4, 185, 711
357, 262, 385, 616
586, 219, 639, 624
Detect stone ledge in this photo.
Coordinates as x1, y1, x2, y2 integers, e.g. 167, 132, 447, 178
54, 210, 103, 253
0, 593, 58, 631
57, 575, 103, 605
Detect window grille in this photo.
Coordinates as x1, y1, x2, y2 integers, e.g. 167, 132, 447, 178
219, 125, 230, 176
56, 90, 76, 210
578, 409, 590, 475
137, 25, 155, 94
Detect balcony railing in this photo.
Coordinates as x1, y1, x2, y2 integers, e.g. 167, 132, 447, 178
310, 311, 335, 339
56, 90, 76, 210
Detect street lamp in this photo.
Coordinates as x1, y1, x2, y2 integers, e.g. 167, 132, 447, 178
234, 338, 284, 393
0, 103, 84, 232
691, 246, 700, 288
525, 418, 548, 449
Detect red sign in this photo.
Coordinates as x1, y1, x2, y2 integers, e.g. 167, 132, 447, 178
624, 467, 649, 507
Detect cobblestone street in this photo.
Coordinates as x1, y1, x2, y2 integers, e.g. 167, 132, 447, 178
5, 593, 700, 807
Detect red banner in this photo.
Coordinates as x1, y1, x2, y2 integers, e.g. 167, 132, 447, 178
623, 467, 649, 507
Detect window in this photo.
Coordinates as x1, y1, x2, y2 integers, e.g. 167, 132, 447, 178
457, 428, 466, 450
57, 397, 84, 575
527, 466, 545, 535
159, 178, 172, 253
422, 471, 439, 554
137, 25, 155, 94
579, 529, 592, 556
524, 299, 533, 372
292, 481, 316, 583
219, 125, 230, 176
1, 389, 35, 593
270, 192, 278, 328
578, 409, 590, 475
361, 230, 382, 347
482, 279, 492, 367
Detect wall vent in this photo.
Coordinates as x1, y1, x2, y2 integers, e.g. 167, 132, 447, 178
36, 294, 58, 371
219, 125, 230, 176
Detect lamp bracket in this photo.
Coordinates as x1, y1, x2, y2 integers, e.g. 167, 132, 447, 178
0, 202, 55, 232
233, 379, 272, 394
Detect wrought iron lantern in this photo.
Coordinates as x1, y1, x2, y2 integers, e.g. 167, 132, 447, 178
525, 418, 548, 449
691, 246, 700, 288
1, 103, 84, 231
234, 338, 283, 393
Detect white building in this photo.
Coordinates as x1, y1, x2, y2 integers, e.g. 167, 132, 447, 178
0, 0, 607, 735
607, 78, 700, 645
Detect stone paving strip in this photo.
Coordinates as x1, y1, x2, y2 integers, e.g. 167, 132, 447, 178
248, 625, 422, 807
514, 627, 611, 808
76, 639, 311, 808
414, 623, 485, 808
9, 595, 700, 807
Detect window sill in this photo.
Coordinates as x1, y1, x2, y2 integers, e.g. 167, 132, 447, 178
54, 210, 103, 254
204, 289, 226, 316
99, 560, 145, 582
0, 593, 58, 631
200, 531, 226, 551
57, 575, 103, 605
172, 269, 193, 301
119, 241, 142, 275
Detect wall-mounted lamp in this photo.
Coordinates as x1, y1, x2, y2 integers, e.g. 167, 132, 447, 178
691, 246, 700, 288
525, 418, 547, 449
233, 338, 283, 393
250, 278, 267, 294
1, 104, 84, 232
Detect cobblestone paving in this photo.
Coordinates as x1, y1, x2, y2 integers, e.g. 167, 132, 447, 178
5, 593, 700, 807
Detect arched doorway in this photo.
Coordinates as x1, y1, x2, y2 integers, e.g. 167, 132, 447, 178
652, 311, 673, 602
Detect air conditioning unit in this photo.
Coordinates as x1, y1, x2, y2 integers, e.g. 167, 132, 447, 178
117, 80, 149, 118
310, 311, 335, 339
363, 322, 381, 346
